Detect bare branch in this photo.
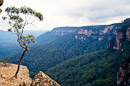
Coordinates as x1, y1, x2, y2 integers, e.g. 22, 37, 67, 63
16, 29, 25, 48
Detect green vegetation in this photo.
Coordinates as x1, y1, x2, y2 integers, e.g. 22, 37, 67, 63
117, 18, 130, 33
46, 41, 130, 86
120, 18, 130, 28
0, 59, 10, 66
45, 18, 130, 86
1, 16, 129, 86
36, 31, 62, 44
5, 32, 109, 78
3, 17, 130, 85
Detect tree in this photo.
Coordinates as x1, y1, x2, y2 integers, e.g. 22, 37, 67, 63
2, 6, 43, 78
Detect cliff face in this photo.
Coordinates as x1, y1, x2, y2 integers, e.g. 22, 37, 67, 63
111, 18, 130, 50
115, 18, 130, 86
113, 26, 125, 50
0, 63, 60, 86
117, 59, 130, 86
113, 26, 130, 50
0, 63, 32, 86
36, 24, 117, 45
36, 27, 80, 44
75, 25, 116, 41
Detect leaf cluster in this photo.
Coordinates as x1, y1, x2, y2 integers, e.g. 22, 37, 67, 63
23, 35, 35, 44
2, 6, 43, 47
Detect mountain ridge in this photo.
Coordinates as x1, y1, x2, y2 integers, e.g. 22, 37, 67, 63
5, 23, 117, 78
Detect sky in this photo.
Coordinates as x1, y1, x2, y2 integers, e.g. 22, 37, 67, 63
0, 0, 130, 31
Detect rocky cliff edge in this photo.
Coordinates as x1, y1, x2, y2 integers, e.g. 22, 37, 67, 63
0, 62, 60, 86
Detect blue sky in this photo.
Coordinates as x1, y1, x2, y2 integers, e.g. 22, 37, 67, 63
0, 0, 130, 31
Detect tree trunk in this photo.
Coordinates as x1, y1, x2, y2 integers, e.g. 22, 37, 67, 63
14, 47, 28, 78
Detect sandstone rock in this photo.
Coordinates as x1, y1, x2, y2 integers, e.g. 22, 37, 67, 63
0, 63, 61, 86
117, 59, 130, 86
76, 25, 116, 41
103, 25, 114, 33
0, 63, 32, 86
112, 26, 130, 50
31, 71, 60, 86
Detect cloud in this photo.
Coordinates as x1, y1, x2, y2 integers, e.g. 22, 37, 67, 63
0, 0, 130, 30
66, 0, 130, 23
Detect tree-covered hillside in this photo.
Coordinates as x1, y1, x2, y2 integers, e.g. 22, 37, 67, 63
46, 41, 130, 86
36, 27, 80, 45
5, 32, 109, 77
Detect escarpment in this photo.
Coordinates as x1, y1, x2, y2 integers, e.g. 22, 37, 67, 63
117, 59, 130, 86
107, 18, 130, 50
75, 25, 116, 41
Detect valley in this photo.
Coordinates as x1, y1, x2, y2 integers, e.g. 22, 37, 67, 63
0, 30, 47, 58
1, 18, 130, 86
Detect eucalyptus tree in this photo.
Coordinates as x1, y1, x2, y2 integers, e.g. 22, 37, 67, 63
2, 6, 43, 78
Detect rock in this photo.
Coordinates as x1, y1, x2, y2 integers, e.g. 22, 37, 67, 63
76, 25, 116, 41
112, 25, 130, 50
126, 27, 130, 41
0, 62, 61, 86
117, 59, 130, 86
0, 63, 32, 86
113, 26, 125, 50
31, 71, 60, 86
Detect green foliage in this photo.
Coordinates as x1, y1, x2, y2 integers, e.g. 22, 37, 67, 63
121, 18, 130, 28
5, 6, 43, 21
2, 6, 43, 45
118, 18, 130, 33
5, 32, 108, 78
46, 49, 123, 86
122, 41, 130, 58
45, 41, 130, 86
23, 35, 35, 44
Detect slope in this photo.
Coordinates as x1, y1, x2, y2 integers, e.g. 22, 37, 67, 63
46, 41, 130, 86
36, 27, 80, 45
5, 32, 109, 78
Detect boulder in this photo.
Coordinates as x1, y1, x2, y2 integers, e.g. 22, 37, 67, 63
31, 71, 60, 86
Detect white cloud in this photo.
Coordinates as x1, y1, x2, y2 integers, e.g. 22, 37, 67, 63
0, 0, 130, 31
